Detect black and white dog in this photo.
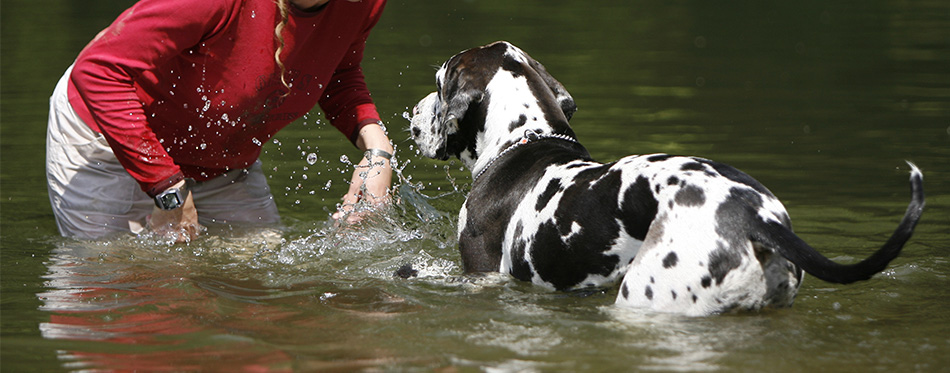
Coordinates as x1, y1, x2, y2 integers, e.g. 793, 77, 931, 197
408, 41, 925, 316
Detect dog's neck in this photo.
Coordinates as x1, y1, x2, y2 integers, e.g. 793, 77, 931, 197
464, 70, 572, 177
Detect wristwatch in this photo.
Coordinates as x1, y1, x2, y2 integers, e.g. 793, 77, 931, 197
154, 178, 195, 210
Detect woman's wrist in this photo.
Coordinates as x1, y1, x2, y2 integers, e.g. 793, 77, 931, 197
355, 121, 393, 154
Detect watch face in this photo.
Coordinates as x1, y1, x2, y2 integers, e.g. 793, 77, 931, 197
158, 191, 182, 209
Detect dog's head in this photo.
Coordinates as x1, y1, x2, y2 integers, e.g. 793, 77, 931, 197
410, 41, 577, 171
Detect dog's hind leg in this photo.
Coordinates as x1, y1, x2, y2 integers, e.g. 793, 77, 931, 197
615, 211, 770, 316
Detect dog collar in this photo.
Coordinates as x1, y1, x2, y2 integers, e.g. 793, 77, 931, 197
473, 129, 579, 183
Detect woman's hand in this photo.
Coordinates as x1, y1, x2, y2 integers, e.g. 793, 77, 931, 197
147, 181, 202, 242
332, 123, 394, 222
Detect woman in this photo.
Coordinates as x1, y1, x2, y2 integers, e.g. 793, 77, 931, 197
46, 0, 392, 242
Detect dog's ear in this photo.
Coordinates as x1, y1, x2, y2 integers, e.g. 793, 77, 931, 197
526, 57, 577, 121
439, 75, 484, 127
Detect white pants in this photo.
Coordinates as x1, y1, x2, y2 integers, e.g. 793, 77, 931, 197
46, 67, 281, 239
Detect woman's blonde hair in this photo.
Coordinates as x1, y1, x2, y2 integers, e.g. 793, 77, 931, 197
274, 0, 291, 92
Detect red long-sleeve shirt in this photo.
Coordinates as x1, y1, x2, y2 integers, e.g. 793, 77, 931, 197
68, 0, 386, 196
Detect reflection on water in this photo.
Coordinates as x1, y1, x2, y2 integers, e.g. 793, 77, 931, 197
36, 185, 462, 371
25, 171, 950, 370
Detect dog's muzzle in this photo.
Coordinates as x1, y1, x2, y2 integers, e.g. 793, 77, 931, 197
410, 92, 451, 160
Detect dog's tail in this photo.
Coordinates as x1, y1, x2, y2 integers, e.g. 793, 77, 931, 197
753, 162, 925, 284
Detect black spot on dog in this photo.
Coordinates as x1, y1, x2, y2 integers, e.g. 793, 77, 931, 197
667, 176, 679, 186
647, 154, 672, 162
619, 176, 659, 240
531, 218, 620, 290
411, 127, 421, 138
692, 294, 698, 303
621, 282, 630, 299
663, 252, 679, 268
715, 188, 763, 226
671, 290, 677, 300
529, 166, 652, 290
650, 276, 655, 284
535, 179, 561, 211
708, 245, 742, 285
674, 184, 706, 207
645, 286, 653, 300
509, 114, 528, 131
701, 276, 712, 288
681, 162, 705, 172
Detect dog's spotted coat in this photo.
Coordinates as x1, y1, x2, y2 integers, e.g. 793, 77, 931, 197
409, 41, 925, 316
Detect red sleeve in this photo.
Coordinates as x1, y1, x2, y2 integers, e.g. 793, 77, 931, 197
319, 1, 386, 145
70, 0, 236, 196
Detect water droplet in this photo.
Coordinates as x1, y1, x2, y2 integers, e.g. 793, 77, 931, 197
339, 155, 350, 163
306, 153, 318, 165
252, 137, 262, 146
199, 143, 207, 150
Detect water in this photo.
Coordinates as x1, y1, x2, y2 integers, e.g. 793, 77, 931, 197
2, 0, 949, 371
